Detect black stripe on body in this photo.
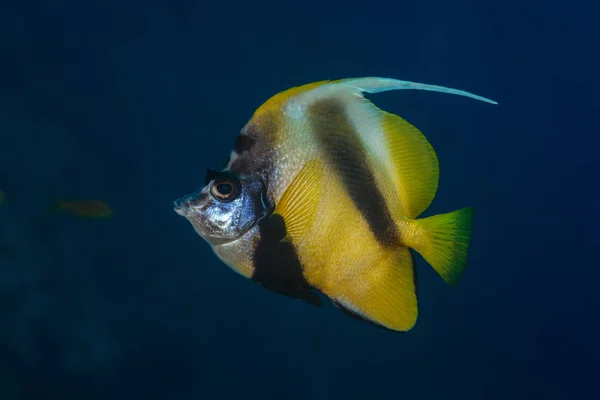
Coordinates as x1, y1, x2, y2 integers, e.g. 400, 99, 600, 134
309, 99, 398, 246
251, 214, 323, 307
229, 118, 276, 174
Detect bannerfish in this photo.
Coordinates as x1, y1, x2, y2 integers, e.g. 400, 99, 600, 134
174, 77, 496, 332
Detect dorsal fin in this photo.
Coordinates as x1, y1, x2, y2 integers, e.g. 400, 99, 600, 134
333, 77, 498, 104
380, 110, 439, 218
252, 80, 330, 120
254, 76, 497, 120
245, 77, 496, 143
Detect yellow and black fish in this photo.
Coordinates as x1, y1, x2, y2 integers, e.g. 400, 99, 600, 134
174, 77, 496, 332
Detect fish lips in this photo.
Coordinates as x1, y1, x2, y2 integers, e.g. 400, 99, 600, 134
173, 195, 194, 217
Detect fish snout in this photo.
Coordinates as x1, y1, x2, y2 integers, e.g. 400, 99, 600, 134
173, 196, 192, 217
174, 190, 208, 217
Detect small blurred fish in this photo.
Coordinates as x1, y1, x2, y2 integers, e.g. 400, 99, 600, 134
55, 200, 113, 218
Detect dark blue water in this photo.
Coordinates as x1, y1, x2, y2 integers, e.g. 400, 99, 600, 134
1, 0, 597, 399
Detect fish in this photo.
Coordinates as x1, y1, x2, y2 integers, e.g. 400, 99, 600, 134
55, 200, 113, 218
174, 77, 496, 332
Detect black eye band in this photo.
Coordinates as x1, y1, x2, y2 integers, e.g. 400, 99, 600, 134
205, 169, 220, 186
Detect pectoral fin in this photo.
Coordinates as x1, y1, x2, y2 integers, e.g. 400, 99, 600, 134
273, 159, 323, 242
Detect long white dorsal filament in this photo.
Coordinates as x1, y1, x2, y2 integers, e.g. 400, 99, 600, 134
338, 77, 498, 105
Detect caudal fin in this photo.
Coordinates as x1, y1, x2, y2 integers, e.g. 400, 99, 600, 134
400, 207, 473, 285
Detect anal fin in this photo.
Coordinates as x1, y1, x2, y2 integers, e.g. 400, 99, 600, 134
331, 300, 399, 333
326, 246, 418, 332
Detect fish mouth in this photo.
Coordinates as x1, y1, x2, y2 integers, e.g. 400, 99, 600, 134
173, 197, 192, 217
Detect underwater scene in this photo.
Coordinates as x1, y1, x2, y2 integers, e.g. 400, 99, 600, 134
0, 0, 598, 399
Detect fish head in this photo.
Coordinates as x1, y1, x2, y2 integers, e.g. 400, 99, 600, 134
174, 169, 270, 246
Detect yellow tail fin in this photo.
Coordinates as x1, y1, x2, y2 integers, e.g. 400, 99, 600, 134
400, 207, 473, 285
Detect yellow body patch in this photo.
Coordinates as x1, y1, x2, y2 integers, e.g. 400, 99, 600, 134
252, 80, 329, 121
331, 247, 417, 331
291, 166, 418, 331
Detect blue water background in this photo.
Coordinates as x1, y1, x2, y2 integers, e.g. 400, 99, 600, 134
0, 0, 598, 399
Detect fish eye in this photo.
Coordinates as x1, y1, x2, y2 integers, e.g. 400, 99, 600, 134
210, 178, 240, 202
